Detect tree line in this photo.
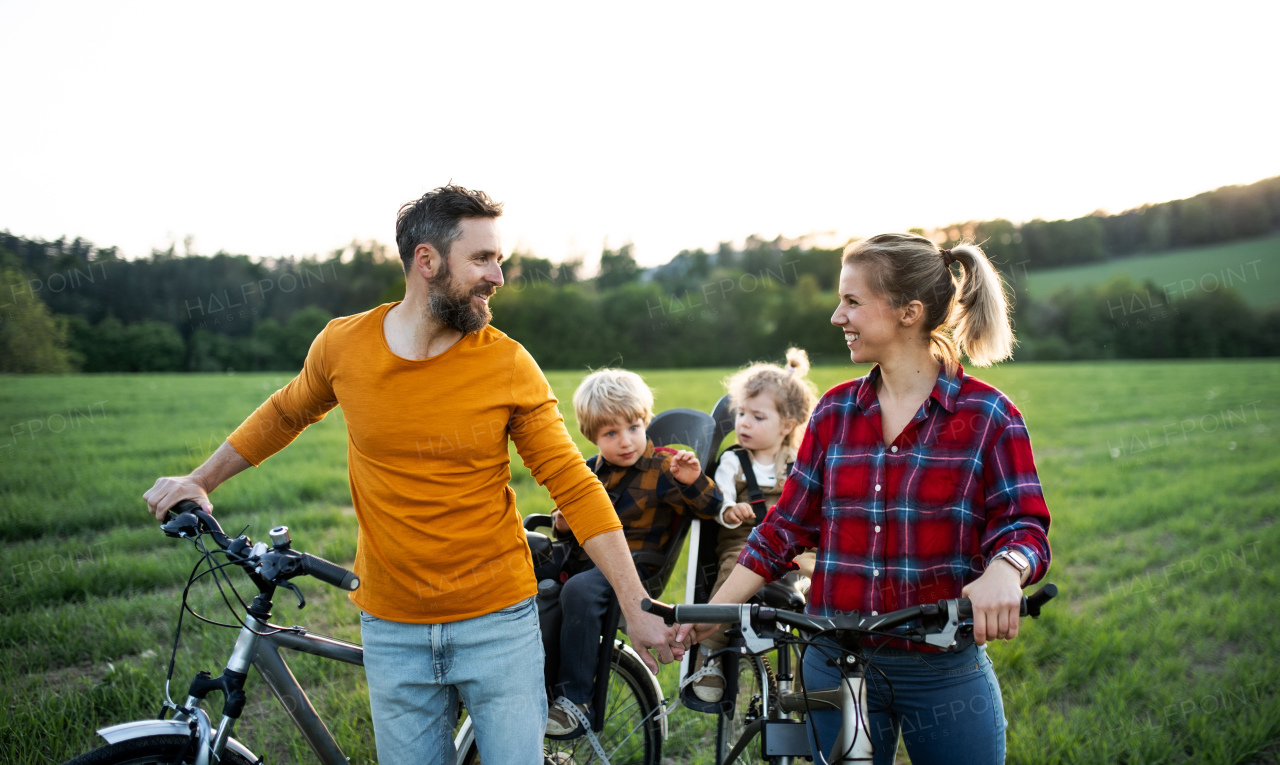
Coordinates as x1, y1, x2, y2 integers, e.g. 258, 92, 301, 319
933, 175, 1280, 271
1, 176, 1278, 374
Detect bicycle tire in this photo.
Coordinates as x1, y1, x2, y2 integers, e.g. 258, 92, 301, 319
715, 654, 775, 765
61, 735, 255, 765
460, 643, 662, 765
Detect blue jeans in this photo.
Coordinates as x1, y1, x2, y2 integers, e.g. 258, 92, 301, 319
801, 641, 1007, 765
360, 597, 547, 765
555, 566, 614, 704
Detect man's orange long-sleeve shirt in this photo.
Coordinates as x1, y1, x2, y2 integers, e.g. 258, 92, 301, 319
227, 303, 621, 623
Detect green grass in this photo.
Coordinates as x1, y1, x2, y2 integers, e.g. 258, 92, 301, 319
1022, 236, 1280, 309
2, 363, 1279, 764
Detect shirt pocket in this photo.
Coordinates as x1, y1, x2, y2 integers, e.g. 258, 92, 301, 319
823, 443, 876, 502
902, 451, 975, 517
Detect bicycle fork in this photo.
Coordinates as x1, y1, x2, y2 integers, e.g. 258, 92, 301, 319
173, 617, 261, 761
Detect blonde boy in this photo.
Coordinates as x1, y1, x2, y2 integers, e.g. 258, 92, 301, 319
544, 369, 722, 738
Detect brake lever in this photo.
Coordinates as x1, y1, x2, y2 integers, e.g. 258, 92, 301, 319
923, 599, 961, 649
161, 512, 201, 539
279, 579, 306, 610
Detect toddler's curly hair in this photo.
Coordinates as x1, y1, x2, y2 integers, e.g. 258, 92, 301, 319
724, 348, 817, 450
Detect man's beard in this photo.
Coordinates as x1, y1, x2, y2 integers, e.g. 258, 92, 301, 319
427, 260, 495, 335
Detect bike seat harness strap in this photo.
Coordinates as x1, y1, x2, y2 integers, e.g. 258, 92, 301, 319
729, 446, 792, 525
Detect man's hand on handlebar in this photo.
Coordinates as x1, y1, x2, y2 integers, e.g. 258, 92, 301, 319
621, 599, 684, 674
143, 441, 252, 521
143, 475, 213, 521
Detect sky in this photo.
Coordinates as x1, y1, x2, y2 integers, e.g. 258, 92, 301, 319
1, 1, 1277, 269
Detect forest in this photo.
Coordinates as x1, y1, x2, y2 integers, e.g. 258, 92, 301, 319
2, 175, 1279, 373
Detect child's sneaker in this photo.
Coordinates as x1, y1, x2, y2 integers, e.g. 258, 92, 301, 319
545, 699, 589, 739
691, 652, 726, 703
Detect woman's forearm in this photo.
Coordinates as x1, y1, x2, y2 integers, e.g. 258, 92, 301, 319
710, 564, 767, 605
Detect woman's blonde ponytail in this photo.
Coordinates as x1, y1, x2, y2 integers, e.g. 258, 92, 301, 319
948, 244, 1015, 366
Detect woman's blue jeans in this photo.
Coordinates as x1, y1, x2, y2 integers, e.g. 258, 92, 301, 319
801, 640, 1007, 765
360, 596, 546, 765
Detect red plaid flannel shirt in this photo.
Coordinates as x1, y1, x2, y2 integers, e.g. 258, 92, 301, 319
739, 364, 1051, 650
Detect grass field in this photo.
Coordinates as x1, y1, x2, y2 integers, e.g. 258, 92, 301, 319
1022, 236, 1280, 309
2, 362, 1279, 764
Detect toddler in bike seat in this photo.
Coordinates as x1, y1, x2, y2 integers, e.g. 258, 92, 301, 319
544, 368, 722, 738
692, 347, 818, 703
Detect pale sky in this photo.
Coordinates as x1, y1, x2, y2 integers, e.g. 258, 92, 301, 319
2, 1, 1277, 268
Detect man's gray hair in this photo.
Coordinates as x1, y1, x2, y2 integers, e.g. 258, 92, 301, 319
395, 185, 503, 273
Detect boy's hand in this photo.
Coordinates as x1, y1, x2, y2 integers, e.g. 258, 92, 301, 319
723, 503, 755, 525
551, 509, 570, 534
669, 450, 702, 484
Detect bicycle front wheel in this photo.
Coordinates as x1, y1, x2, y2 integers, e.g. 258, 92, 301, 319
461, 643, 662, 765
715, 654, 775, 765
61, 735, 255, 765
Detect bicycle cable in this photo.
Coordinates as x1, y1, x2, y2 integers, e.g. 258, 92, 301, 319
779, 628, 903, 765
162, 551, 212, 711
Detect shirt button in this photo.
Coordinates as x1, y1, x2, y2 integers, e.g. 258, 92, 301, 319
890, 445, 898, 453
874, 525, 881, 533
871, 610, 878, 616
873, 569, 879, 576
874, 484, 881, 492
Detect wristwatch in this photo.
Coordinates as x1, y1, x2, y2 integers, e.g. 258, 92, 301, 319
991, 549, 1029, 581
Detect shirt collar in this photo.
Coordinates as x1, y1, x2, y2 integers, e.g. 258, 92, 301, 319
856, 362, 964, 414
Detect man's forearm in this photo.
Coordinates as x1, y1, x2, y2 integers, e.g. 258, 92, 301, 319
194, 440, 253, 493
580, 530, 649, 612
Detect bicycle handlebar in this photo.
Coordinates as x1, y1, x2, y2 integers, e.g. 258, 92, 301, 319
642, 582, 1057, 641
162, 499, 360, 592
300, 552, 361, 591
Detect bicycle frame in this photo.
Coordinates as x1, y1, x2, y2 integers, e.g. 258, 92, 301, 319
94, 616, 364, 765
716, 623, 873, 765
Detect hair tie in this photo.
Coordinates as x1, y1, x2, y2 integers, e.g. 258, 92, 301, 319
940, 248, 957, 266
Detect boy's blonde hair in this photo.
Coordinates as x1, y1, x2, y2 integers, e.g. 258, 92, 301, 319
573, 368, 655, 442
725, 347, 817, 451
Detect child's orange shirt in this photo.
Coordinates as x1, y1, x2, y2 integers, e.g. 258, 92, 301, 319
227, 302, 621, 623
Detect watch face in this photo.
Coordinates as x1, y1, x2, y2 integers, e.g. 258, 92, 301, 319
1005, 551, 1028, 570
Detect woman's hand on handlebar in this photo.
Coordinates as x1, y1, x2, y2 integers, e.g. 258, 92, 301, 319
674, 621, 718, 649
673, 563, 767, 648
143, 475, 213, 521
961, 558, 1024, 645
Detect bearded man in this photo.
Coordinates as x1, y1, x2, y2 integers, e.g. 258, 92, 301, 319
142, 185, 680, 765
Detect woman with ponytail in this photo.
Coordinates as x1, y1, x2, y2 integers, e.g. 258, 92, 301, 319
678, 234, 1051, 764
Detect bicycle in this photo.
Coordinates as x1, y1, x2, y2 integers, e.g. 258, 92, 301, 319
62, 500, 665, 765
643, 582, 1058, 764
62, 500, 365, 764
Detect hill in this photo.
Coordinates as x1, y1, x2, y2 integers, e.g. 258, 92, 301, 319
1023, 235, 1280, 309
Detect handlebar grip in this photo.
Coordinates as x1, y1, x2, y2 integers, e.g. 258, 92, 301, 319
962, 596, 1039, 621
1025, 582, 1057, 618
640, 598, 676, 625
301, 553, 360, 591
671, 604, 746, 626
172, 499, 204, 517
955, 582, 1058, 621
